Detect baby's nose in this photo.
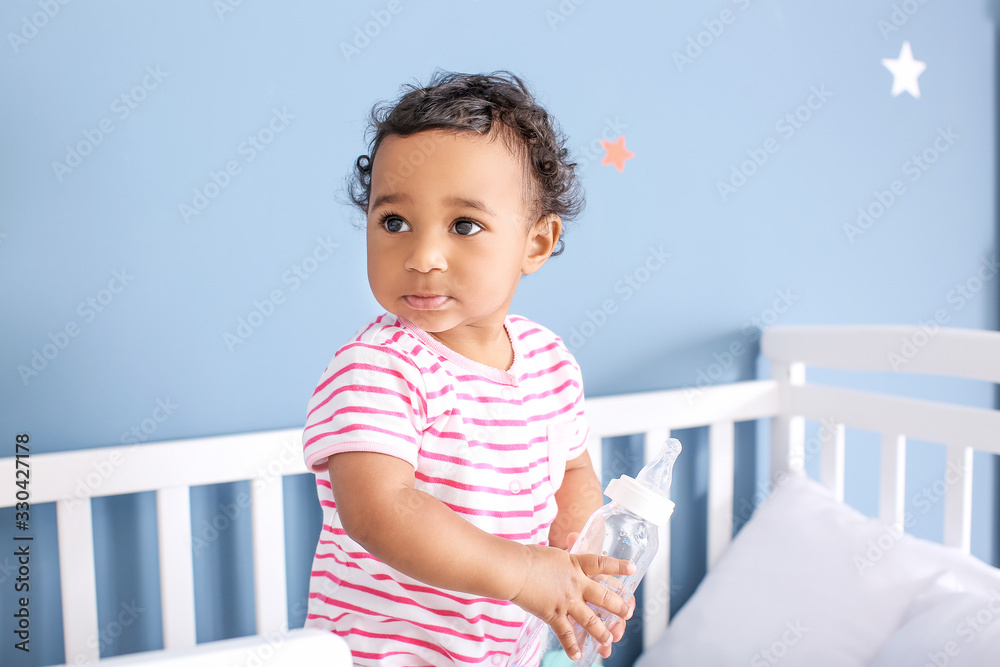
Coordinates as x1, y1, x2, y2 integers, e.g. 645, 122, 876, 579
404, 233, 447, 272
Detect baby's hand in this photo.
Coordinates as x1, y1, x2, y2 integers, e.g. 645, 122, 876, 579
564, 532, 636, 660
510, 538, 635, 661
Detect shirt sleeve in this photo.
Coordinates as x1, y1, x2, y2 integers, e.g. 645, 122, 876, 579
302, 340, 426, 474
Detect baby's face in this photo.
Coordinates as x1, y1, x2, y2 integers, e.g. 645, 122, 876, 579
366, 129, 550, 339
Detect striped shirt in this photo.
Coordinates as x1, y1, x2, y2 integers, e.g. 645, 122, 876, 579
302, 312, 590, 666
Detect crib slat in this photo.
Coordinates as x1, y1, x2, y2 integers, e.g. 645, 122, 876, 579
820, 423, 846, 502
157, 486, 196, 648
708, 422, 734, 569
641, 539, 670, 651
879, 434, 906, 528
252, 475, 289, 633
642, 429, 671, 648
943, 445, 974, 553
770, 362, 806, 478
57, 498, 100, 664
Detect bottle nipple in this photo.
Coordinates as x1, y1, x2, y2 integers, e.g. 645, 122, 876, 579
635, 438, 682, 497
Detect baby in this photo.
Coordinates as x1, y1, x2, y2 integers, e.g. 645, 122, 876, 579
301, 69, 635, 665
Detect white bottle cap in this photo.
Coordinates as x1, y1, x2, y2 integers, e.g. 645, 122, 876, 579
605, 475, 676, 527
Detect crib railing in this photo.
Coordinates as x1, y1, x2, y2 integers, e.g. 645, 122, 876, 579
0, 428, 310, 664
1, 325, 997, 663
764, 326, 1000, 552
584, 325, 1000, 649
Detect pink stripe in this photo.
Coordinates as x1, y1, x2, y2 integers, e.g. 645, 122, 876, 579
461, 416, 527, 427
516, 325, 543, 340
327, 344, 428, 411
304, 404, 410, 432
303, 422, 417, 449
303, 407, 410, 433
412, 356, 447, 376
420, 428, 539, 451
356, 319, 382, 339
494, 518, 554, 541
308, 612, 457, 661
320, 518, 553, 552
309, 572, 520, 639
414, 471, 549, 496
319, 533, 385, 563
417, 449, 547, 475
421, 425, 466, 442
310, 574, 515, 630
313, 357, 413, 398
442, 501, 535, 519
322, 518, 549, 543
522, 341, 559, 359
454, 392, 518, 404
319, 508, 555, 540
310, 375, 421, 419
450, 374, 519, 387
378, 333, 450, 377
518, 358, 573, 381
313, 544, 513, 607
306, 617, 510, 663
525, 402, 578, 423
316, 611, 352, 624
384, 328, 409, 346
424, 383, 457, 399
520, 378, 578, 402
313, 552, 508, 606
331, 626, 514, 663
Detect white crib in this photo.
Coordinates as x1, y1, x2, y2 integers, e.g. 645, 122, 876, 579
1, 324, 998, 665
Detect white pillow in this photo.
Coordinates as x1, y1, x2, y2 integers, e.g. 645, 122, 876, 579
635, 472, 1000, 667
868, 572, 1000, 667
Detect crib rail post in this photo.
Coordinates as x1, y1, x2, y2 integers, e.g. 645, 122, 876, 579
819, 423, 846, 502
770, 361, 805, 478
943, 445, 974, 553
879, 434, 906, 529
156, 485, 196, 649
707, 421, 735, 568
251, 472, 289, 634
57, 497, 100, 665
642, 428, 671, 650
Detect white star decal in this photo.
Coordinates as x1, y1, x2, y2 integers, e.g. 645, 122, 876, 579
882, 41, 926, 99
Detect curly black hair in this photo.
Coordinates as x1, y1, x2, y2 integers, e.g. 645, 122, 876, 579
344, 69, 585, 255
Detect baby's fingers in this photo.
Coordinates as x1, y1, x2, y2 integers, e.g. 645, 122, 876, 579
569, 602, 613, 654
575, 553, 636, 578
585, 578, 633, 620
550, 613, 586, 661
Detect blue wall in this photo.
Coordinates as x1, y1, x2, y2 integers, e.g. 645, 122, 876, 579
1, 1, 996, 665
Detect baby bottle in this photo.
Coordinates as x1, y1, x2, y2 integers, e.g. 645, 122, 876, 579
507, 438, 682, 667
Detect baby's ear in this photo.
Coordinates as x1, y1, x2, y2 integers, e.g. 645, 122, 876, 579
522, 214, 562, 275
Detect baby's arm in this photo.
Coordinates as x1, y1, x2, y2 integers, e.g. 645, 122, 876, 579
549, 450, 605, 551
328, 451, 634, 660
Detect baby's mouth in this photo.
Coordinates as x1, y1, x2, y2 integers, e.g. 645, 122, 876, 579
404, 295, 450, 310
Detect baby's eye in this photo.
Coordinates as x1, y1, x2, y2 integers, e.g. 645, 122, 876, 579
381, 216, 410, 233
453, 220, 483, 236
